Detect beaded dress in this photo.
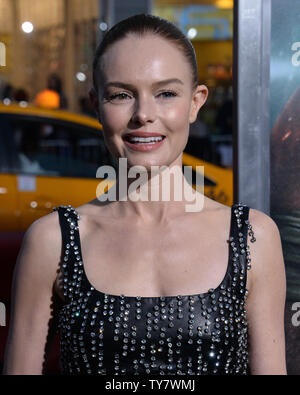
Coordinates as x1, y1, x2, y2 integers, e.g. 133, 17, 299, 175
52, 203, 256, 375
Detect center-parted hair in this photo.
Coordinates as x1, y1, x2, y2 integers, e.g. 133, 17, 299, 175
92, 14, 199, 92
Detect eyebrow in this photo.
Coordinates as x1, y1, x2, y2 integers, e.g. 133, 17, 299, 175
104, 78, 184, 90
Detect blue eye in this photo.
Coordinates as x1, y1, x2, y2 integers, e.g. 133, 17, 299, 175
105, 90, 178, 102
158, 91, 178, 98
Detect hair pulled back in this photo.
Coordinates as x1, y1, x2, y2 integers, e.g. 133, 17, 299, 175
92, 14, 199, 92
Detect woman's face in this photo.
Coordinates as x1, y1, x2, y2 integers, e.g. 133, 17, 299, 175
94, 34, 208, 170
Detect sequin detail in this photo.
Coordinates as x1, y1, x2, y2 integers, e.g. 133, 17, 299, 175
52, 203, 255, 375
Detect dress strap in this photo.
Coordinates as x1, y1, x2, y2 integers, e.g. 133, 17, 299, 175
52, 204, 82, 303
230, 203, 256, 294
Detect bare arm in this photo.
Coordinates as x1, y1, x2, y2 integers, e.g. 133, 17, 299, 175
2, 212, 61, 375
247, 209, 287, 375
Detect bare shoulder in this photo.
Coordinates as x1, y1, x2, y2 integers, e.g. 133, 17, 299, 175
23, 209, 61, 251
248, 207, 281, 243
247, 207, 285, 286
203, 201, 282, 246
18, 209, 62, 281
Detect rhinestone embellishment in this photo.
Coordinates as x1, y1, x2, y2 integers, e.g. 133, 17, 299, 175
53, 203, 254, 375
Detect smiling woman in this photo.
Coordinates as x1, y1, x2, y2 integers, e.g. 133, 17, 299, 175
3, 14, 286, 376
89, 17, 208, 170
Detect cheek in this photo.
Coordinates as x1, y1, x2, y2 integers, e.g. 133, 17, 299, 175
162, 101, 191, 131
100, 105, 129, 135
100, 106, 131, 158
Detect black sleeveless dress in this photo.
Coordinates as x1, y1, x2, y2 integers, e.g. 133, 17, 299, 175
52, 203, 256, 375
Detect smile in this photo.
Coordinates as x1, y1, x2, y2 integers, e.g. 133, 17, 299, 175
123, 134, 166, 152
127, 136, 163, 144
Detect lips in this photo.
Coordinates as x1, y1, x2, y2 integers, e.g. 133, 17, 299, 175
123, 131, 166, 152
123, 131, 165, 139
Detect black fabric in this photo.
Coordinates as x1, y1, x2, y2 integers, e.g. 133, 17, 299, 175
53, 203, 251, 375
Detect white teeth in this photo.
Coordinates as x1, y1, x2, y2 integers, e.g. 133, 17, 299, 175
127, 136, 164, 143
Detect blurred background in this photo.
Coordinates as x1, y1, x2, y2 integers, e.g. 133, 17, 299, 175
0, 0, 234, 165
0, 0, 236, 375
0, 0, 299, 375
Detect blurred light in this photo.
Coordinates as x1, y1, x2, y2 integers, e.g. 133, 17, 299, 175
281, 130, 292, 142
76, 72, 87, 82
34, 89, 60, 109
22, 21, 34, 33
19, 101, 28, 108
187, 28, 197, 39
99, 22, 108, 31
30, 201, 38, 208
215, 0, 233, 9
3, 98, 11, 105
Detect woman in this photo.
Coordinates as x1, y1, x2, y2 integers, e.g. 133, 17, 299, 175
3, 14, 286, 375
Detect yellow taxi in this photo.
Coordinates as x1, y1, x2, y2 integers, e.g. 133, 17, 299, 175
0, 101, 233, 373
0, 102, 233, 232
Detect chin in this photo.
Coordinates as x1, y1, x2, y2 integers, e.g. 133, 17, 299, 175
126, 158, 167, 171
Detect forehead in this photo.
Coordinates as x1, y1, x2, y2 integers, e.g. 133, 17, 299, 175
99, 34, 191, 86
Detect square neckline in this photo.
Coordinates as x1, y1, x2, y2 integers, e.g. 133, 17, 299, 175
70, 204, 237, 301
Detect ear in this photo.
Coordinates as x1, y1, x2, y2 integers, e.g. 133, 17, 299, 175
89, 87, 102, 123
189, 84, 208, 123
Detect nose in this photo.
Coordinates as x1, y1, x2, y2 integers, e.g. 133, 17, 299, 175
131, 95, 156, 125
